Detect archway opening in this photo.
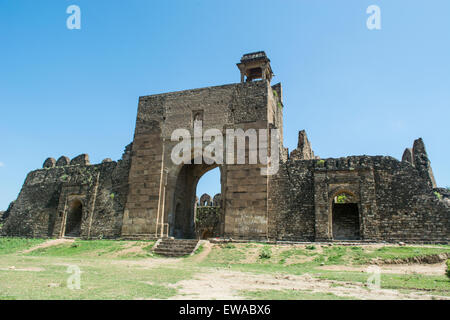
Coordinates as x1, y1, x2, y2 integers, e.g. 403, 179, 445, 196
332, 193, 360, 240
65, 200, 82, 237
170, 164, 221, 239
196, 167, 222, 239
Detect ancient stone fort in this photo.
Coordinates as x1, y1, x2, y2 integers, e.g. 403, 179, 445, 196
2, 52, 449, 244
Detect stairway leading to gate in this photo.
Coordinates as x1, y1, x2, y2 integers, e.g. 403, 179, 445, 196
153, 238, 200, 257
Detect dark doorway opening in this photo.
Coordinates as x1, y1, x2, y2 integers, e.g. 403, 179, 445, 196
332, 203, 360, 240
65, 200, 82, 237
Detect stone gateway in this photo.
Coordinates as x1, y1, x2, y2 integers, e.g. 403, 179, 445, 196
2, 52, 449, 243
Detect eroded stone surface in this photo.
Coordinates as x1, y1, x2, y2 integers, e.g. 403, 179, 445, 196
43, 158, 56, 169
71, 154, 90, 166
56, 156, 70, 167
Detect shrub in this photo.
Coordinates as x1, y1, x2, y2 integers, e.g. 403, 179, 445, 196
259, 247, 272, 259
434, 191, 442, 200
306, 245, 316, 250
446, 260, 450, 279
222, 243, 235, 249
194, 244, 204, 255
335, 194, 348, 204
317, 159, 325, 167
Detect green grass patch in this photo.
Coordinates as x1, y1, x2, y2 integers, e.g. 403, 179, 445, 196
0, 262, 178, 299
358, 246, 450, 263
0, 238, 46, 255
193, 244, 204, 255
26, 240, 130, 258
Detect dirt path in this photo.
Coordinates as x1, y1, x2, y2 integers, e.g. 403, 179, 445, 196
21, 239, 74, 254
192, 241, 213, 262
169, 268, 449, 300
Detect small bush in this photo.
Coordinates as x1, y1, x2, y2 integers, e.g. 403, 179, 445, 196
317, 159, 325, 167
194, 244, 204, 255
222, 243, 235, 249
259, 247, 272, 259
335, 194, 348, 204
434, 191, 442, 200
305, 245, 316, 250
446, 260, 450, 279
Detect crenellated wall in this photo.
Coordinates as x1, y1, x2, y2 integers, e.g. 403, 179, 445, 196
195, 193, 222, 239
1, 145, 132, 239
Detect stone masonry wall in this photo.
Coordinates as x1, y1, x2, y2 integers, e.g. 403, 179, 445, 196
2, 146, 131, 239
124, 80, 275, 240
268, 152, 449, 243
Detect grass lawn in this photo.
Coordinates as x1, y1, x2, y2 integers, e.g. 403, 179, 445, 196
0, 237, 449, 300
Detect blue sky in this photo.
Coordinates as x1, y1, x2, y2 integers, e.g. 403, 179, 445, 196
1, 0, 449, 209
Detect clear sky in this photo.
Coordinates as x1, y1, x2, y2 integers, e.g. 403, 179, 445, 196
1, 0, 449, 209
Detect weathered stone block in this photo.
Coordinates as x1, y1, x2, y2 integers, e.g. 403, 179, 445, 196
43, 158, 56, 169
71, 154, 90, 166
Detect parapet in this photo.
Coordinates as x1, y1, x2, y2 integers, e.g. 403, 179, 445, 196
70, 154, 90, 166
199, 194, 212, 207
56, 156, 70, 167
213, 193, 222, 207
43, 158, 56, 169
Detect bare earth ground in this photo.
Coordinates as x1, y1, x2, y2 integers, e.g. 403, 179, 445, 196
168, 268, 447, 300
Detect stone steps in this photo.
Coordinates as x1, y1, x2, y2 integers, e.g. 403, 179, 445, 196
153, 239, 200, 257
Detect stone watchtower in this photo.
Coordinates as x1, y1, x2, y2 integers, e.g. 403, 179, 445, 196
121, 52, 284, 240
236, 51, 274, 83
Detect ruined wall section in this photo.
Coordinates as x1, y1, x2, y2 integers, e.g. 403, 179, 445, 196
269, 152, 448, 242
2, 147, 131, 239
268, 160, 316, 241
370, 157, 448, 242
